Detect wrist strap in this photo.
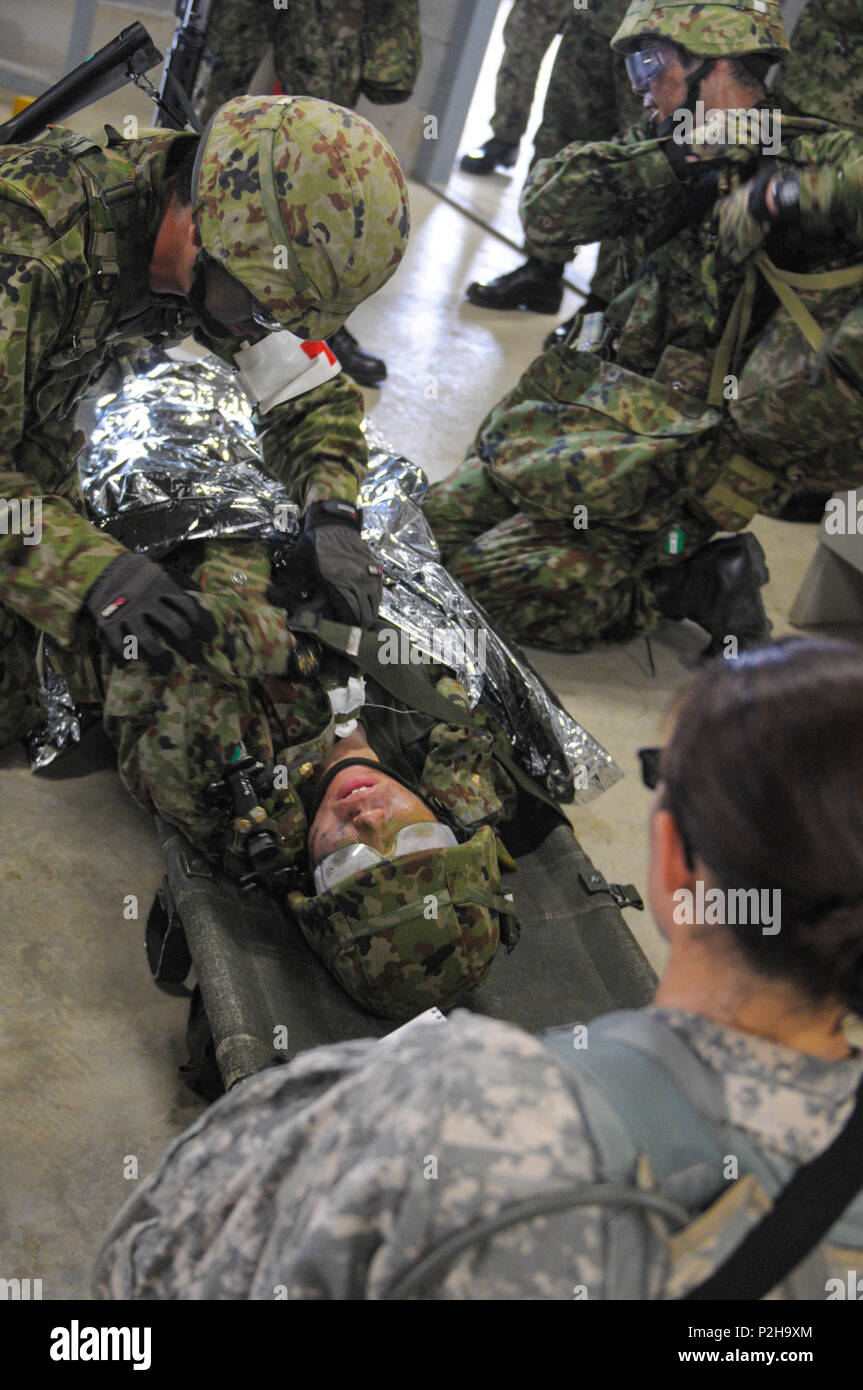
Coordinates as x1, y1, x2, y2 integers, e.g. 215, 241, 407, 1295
304, 499, 362, 532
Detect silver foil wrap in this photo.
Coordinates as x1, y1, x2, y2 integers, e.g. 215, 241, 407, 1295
36, 352, 622, 800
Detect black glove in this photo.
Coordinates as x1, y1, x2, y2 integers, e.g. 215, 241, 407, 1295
84, 551, 218, 674
267, 500, 382, 628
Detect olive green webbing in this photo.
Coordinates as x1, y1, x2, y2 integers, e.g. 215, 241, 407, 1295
256, 125, 311, 293
708, 250, 863, 405
289, 608, 564, 815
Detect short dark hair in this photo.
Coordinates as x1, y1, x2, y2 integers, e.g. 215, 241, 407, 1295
167, 136, 200, 208
661, 637, 863, 1017
675, 44, 770, 93
728, 54, 772, 90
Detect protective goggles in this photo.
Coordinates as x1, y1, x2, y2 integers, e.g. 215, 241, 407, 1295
313, 821, 458, 895
189, 250, 282, 335
625, 43, 678, 94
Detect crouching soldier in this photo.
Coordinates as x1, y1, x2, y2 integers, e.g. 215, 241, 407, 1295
424, 0, 863, 658
0, 95, 409, 747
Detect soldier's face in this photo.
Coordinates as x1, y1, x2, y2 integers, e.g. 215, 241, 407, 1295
628, 41, 697, 124
307, 764, 438, 868
148, 198, 200, 296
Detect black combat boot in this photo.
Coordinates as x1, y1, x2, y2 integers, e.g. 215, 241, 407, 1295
326, 326, 386, 387
648, 533, 772, 659
459, 137, 519, 175
776, 490, 832, 523
466, 256, 564, 312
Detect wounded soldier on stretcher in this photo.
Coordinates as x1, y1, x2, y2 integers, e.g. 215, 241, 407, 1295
102, 536, 523, 1021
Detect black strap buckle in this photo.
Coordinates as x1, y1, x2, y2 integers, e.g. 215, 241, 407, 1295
579, 869, 645, 911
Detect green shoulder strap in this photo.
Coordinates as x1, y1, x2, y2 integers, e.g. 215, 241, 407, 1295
288, 607, 565, 816
708, 250, 863, 405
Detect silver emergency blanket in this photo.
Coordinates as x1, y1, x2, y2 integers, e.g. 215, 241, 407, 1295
36, 352, 621, 800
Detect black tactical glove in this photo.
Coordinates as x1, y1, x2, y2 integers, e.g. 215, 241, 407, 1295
267, 499, 382, 628
84, 551, 218, 674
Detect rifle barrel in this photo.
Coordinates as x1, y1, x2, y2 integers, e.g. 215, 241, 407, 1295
0, 23, 162, 144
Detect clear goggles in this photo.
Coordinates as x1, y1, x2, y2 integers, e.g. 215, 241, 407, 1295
624, 43, 678, 94
313, 822, 458, 895
193, 251, 282, 334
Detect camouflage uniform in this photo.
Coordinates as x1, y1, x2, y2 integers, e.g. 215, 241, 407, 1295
193, 0, 421, 124
532, 0, 643, 166
425, 114, 863, 650
489, 0, 569, 147
103, 538, 516, 863
528, 0, 643, 301
0, 116, 392, 745
102, 546, 516, 1013
95, 1006, 863, 1299
776, 0, 863, 134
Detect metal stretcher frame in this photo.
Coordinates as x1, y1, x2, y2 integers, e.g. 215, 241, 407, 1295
153, 788, 657, 1095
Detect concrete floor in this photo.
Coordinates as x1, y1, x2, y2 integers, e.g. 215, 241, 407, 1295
2, 175, 858, 1300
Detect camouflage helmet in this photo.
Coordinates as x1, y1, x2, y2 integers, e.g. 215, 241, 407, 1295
191, 95, 410, 340
610, 0, 790, 57
287, 825, 515, 1020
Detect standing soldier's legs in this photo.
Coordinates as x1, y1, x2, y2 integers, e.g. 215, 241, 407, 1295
531, 10, 620, 165
0, 606, 42, 747
193, 0, 272, 126
490, 0, 569, 146
535, 4, 644, 322
271, 0, 365, 106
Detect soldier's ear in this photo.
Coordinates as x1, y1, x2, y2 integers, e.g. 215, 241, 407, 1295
648, 803, 695, 940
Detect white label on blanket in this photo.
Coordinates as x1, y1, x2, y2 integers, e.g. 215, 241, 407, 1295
379, 1008, 449, 1046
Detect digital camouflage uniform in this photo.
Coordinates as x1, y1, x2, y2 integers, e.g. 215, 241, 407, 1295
95, 1006, 863, 1299
0, 111, 404, 744
193, 0, 422, 124
489, 0, 569, 147
425, 110, 863, 649
102, 542, 517, 1014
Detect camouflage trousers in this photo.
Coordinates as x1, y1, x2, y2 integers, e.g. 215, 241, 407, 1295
422, 346, 720, 652
194, 0, 366, 124
531, 1, 643, 166
490, 0, 568, 146
0, 606, 43, 747
526, 2, 644, 300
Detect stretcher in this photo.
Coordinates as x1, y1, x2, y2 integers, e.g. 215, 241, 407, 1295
149, 787, 656, 1099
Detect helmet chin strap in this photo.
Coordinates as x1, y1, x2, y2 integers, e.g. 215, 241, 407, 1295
654, 57, 717, 138
683, 57, 717, 115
